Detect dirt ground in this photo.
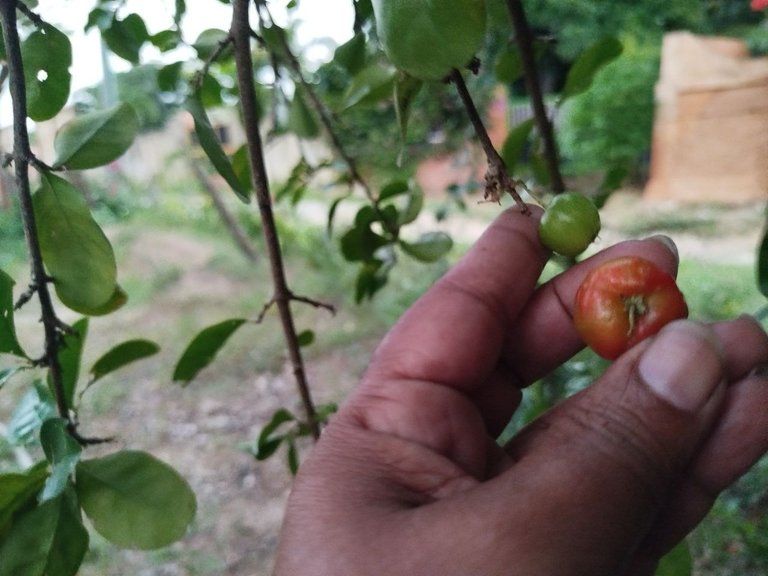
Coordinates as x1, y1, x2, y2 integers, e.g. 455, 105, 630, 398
5, 189, 766, 576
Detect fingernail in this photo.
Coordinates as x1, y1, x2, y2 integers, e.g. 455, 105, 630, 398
648, 235, 679, 261
638, 320, 724, 412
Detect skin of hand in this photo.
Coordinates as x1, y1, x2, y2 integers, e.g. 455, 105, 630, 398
273, 206, 768, 576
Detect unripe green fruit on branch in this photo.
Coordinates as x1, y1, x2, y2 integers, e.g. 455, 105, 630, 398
372, 0, 487, 81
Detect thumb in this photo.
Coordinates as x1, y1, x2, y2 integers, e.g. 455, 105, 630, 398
496, 320, 727, 574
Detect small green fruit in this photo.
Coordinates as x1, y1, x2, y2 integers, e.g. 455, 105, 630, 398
538, 192, 601, 257
372, 0, 487, 81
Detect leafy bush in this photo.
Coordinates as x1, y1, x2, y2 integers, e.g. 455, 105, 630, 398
557, 41, 659, 177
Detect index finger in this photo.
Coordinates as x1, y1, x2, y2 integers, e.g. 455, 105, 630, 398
365, 205, 548, 391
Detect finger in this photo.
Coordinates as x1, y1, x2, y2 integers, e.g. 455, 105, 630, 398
622, 317, 768, 574
504, 236, 680, 385
364, 205, 547, 391
481, 321, 730, 574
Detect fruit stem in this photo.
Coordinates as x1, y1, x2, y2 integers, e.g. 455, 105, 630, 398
623, 294, 648, 337
449, 69, 530, 214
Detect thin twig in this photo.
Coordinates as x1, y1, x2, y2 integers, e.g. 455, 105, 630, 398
231, 0, 320, 440
450, 69, 530, 213
14, 1, 43, 28
505, 0, 566, 193
192, 35, 234, 91
0, 1, 72, 427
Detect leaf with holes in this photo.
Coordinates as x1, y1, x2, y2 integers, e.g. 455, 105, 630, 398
21, 23, 72, 121
0, 269, 25, 358
76, 450, 196, 550
173, 319, 247, 384
53, 103, 139, 170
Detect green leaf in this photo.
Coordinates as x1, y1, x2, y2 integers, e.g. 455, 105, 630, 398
500, 118, 535, 172
297, 329, 315, 347
8, 383, 57, 446
39, 419, 82, 503
157, 61, 184, 92
561, 37, 623, 102
354, 258, 392, 303
83, 284, 128, 317
655, 540, 693, 576
76, 450, 196, 550
231, 144, 253, 193
33, 173, 117, 314
495, 49, 523, 84
340, 221, 389, 262
90, 339, 160, 383
53, 103, 139, 170
252, 408, 296, 460
0, 461, 49, 533
192, 28, 231, 60
21, 23, 72, 121
286, 439, 299, 475
287, 86, 320, 139
150, 29, 182, 52
173, 319, 247, 384
0, 269, 26, 357
102, 13, 150, 63
186, 95, 250, 203
758, 226, 768, 299
342, 64, 396, 110
334, 33, 367, 74
400, 231, 453, 262
394, 73, 423, 150
0, 486, 88, 576
55, 318, 88, 410
378, 180, 410, 202
398, 187, 424, 226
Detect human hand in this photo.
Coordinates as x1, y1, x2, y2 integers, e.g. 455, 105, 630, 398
274, 206, 768, 576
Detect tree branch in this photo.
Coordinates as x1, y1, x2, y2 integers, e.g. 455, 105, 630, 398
230, 0, 320, 440
450, 69, 530, 213
0, 1, 71, 425
505, 0, 566, 193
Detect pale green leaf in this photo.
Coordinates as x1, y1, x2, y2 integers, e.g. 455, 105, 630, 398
90, 339, 160, 383
655, 540, 693, 576
0, 269, 26, 357
76, 450, 196, 550
39, 419, 82, 503
561, 37, 623, 102
33, 173, 117, 314
400, 231, 453, 262
53, 103, 139, 170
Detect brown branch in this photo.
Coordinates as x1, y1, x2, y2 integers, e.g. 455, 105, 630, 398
450, 69, 530, 213
188, 158, 259, 263
0, 1, 72, 429
230, 0, 320, 440
505, 0, 566, 193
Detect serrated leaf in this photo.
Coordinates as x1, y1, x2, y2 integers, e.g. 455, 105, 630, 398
55, 318, 88, 410
400, 231, 453, 262
561, 37, 623, 102
90, 339, 160, 383
39, 419, 82, 503
186, 95, 250, 203
76, 450, 196, 550
655, 540, 693, 576
758, 226, 768, 299
8, 383, 57, 446
342, 64, 396, 110
500, 118, 535, 172
0, 486, 88, 576
22, 23, 72, 121
102, 13, 149, 64
334, 33, 367, 74
0, 461, 49, 532
173, 318, 247, 384
33, 173, 117, 314
287, 87, 320, 139
0, 269, 26, 357
53, 103, 139, 170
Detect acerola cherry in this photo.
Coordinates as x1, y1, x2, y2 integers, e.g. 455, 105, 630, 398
538, 192, 601, 257
573, 256, 689, 360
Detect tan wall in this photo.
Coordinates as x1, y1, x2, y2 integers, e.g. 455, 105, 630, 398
645, 32, 768, 203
